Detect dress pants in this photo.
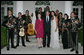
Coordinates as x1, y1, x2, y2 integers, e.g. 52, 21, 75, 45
26, 35, 29, 41
62, 30, 68, 49
6, 29, 15, 49
16, 31, 25, 46
43, 31, 51, 47
71, 32, 78, 51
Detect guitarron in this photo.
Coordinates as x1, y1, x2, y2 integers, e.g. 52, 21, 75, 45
27, 23, 34, 35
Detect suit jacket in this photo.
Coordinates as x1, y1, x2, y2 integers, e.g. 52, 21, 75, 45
70, 17, 79, 32
22, 14, 32, 26
2, 15, 16, 29
43, 15, 51, 34
16, 17, 24, 30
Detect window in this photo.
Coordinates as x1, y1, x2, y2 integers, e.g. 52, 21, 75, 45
81, 8, 83, 25
35, 1, 50, 5
73, 1, 83, 6
72, 1, 83, 26
1, 7, 4, 24
1, 1, 13, 5
73, 8, 79, 18
1, 1, 13, 24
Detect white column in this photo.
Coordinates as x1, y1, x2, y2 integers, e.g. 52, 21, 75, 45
13, 1, 16, 16
4, 4, 7, 16
65, 1, 72, 19
15, 1, 23, 17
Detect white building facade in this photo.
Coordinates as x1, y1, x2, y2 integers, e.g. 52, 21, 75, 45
1, 1, 83, 25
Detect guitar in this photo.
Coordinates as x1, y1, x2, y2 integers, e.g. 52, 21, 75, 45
27, 23, 34, 35
6, 18, 16, 29
19, 27, 25, 37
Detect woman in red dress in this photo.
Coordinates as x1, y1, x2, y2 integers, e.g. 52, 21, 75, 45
35, 13, 43, 48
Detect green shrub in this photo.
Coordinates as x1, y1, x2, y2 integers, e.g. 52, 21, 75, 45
1, 26, 7, 48
78, 27, 83, 46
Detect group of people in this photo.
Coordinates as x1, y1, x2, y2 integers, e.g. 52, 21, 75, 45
2, 10, 31, 50
2, 6, 80, 54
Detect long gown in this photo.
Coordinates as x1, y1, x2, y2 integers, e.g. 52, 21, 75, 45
50, 16, 60, 49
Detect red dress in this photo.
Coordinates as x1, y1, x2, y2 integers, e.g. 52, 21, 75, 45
35, 19, 43, 38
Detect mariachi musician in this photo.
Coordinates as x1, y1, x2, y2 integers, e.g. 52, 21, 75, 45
15, 12, 26, 48
22, 10, 31, 42
70, 12, 79, 54
2, 10, 16, 50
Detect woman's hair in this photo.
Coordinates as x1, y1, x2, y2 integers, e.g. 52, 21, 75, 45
51, 11, 56, 20
39, 7, 42, 10
38, 13, 41, 15
59, 12, 63, 15
51, 11, 56, 16
64, 13, 69, 19
37, 13, 42, 19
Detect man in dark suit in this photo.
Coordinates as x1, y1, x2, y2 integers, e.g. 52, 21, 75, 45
2, 10, 16, 50
70, 12, 79, 54
43, 11, 51, 47
44, 6, 51, 16
15, 12, 26, 47
22, 10, 31, 42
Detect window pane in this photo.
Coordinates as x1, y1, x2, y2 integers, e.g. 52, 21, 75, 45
73, 8, 75, 11
1, 7, 4, 24
7, 1, 13, 5
81, 8, 83, 25
73, 8, 79, 19
73, 1, 83, 6
1, 1, 5, 5
1, 1, 13, 5
35, 1, 50, 5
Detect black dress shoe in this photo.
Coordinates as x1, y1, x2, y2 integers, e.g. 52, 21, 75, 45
63, 47, 69, 49
47, 45, 50, 48
16, 45, 19, 47
23, 45, 26, 47
76, 51, 79, 54
15, 45, 19, 48
26, 40, 30, 42
7, 48, 9, 51
43, 46, 46, 47
11, 46, 16, 48
70, 49, 74, 52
